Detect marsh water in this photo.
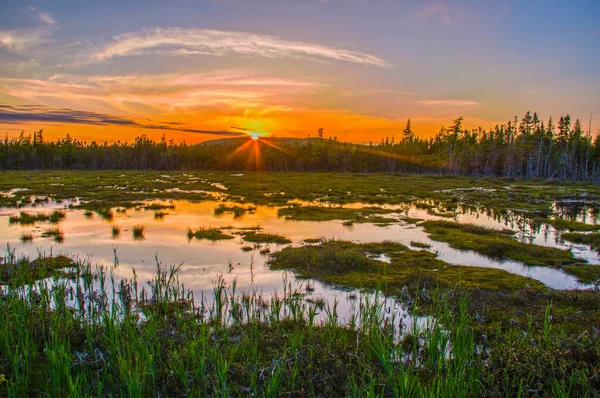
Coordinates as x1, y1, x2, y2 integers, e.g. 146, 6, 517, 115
1, 192, 597, 312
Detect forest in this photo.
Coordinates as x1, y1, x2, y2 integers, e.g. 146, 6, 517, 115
2, 111, 599, 182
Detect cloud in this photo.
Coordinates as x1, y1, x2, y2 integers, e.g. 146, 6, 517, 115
417, 1, 452, 24
417, 99, 479, 106
0, 103, 244, 136
0, 8, 56, 53
92, 28, 390, 67
0, 29, 51, 53
0, 70, 322, 110
36, 12, 56, 26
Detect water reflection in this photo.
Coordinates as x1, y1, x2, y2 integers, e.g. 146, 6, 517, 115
0, 198, 595, 311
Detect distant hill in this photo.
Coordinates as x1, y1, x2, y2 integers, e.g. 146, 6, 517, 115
200, 136, 330, 146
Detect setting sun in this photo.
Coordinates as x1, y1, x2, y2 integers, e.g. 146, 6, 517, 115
248, 132, 264, 140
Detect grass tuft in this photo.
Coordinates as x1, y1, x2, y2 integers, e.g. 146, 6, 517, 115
241, 231, 291, 245
132, 225, 145, 241
187, 227, 234, 241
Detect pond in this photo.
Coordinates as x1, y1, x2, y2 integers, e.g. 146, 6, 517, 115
1, 195, 596, 320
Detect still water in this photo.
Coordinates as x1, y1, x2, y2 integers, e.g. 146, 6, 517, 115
1, 197, 596, 322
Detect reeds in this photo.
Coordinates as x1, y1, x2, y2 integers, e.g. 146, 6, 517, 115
132, 225, 145, 241
0, 250, 595, 397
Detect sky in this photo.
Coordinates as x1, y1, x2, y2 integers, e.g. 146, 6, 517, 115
0, 0, 598, 144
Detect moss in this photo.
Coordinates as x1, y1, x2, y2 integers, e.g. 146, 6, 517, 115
277, 206, 399, 222
401, 217, 424, 224
153, 211, 167, 220
2, 171, 600, 217
0, 255, 75, 284
268, 240, 544, 293
95, 208, 114, 222
410, 241, 431, 249
421, 220, 578, 267
19, 233, 33, 243
303, 238, 323, 244
8, 211, 49, 226
563, 264, 600, 284
562, 232, 600, 251
214, 204, 255, 218
48, 210, 66, 224
537, 217, 600, 232
41, 227, 64, 243
241, 232, 291, 244
144, 203, 175, 211
187, 227, 234, 241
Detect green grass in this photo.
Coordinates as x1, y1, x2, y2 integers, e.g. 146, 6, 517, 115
48, 210, 66, 224
402, 217, 424, 224
19, 233, 33, 243
95, 208, 114, 222
153, 211, 167, 220
132, 225, 145, 241
41, 227, 64, 243
277, 205, 399, 223
111, 224, 121, 239
144, 203, 175, 211
0, 252, 75, 284
537, 217, 600, 232
268, 240, 545, 292
241, 231, 291, 244
303, 238, 323, 244
2, 171, 599, 220
562, 232, 600, 251
187, 227, 235, 241
421, 220, 579, 267
563, 263, 600, 284
0, 251, 598, 396
410, 241, 431, 249
8, 211, 50, 225
214, 204, 256, 218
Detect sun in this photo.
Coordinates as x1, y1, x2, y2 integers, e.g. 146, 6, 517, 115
247, 131, 267, 140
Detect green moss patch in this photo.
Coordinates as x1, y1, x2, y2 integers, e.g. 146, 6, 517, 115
537, 218, 600, 232
9, 211, 50, 226
241, 232, 291, 244
563, 264, 600, 284
562, 232, 600, 251
268, 240, 544, 293
214, 204, 256, 218
421, 221, 578, 267
277, 206, 399, 223
187, 227, 235, 241
0, 255, 75, 285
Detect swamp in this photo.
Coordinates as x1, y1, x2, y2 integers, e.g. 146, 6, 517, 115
1, 171, 600, 396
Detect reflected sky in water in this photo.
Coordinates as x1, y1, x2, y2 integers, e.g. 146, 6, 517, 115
0, 197, 595, 309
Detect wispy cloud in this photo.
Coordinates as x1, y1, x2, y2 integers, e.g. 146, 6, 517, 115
417, 1, 452, 24
0, 103, 243, 136
0, 8, 56, 53
0, 70, 322, 110
417, 99, 479, 106
92, 28, 390, 67
0, 29, 51, 53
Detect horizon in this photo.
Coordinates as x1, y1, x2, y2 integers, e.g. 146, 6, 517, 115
1, 0, 599, 144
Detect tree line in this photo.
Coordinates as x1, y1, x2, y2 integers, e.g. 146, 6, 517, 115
1, 111, 599, 182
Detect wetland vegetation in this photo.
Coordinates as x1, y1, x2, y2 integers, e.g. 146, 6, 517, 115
1, 170, 600, 396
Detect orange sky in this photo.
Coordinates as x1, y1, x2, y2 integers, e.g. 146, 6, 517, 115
1, 1, 598, 143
